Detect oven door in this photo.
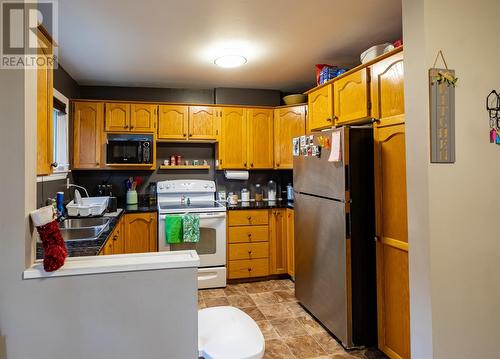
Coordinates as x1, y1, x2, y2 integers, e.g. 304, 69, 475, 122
158, 212, 226, 267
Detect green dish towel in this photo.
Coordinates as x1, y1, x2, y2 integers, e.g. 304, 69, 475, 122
165, 215, 183, 244
182, 214, 200, 243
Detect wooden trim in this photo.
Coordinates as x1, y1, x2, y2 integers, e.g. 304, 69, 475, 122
71, 99, 278, 109
304, 46, 403, 95
375, 114, 406, 128
274, 102, 307, 109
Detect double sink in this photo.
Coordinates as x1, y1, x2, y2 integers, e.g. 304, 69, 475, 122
58, 217, 110, 241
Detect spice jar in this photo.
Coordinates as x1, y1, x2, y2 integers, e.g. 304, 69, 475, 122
255, 184, 263, 202
175, 155, 182, 166
170, 155, 176, 165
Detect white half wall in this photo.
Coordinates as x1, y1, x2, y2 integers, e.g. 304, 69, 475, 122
403, 0, 500, 358
0, 42, 198, 359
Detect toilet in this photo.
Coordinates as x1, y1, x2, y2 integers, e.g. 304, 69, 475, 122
198, 306, 265, 359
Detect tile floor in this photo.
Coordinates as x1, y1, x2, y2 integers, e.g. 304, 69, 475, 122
199, 279, 387, 359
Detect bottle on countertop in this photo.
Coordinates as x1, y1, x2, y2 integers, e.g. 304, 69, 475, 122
241, 188, 250, 202
287, 184, 294, 201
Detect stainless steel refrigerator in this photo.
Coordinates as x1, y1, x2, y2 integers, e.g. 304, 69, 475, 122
293, 127, 377, 349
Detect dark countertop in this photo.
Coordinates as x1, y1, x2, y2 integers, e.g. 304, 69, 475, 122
36, 197, 159, 259
226, 200, 294, 210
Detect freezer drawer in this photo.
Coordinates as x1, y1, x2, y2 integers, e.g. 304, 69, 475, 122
294, 192, 351, 346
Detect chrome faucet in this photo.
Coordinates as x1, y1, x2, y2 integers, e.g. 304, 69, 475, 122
67, 183, 90, 198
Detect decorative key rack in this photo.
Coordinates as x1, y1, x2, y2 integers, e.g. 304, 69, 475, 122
487, 90, 500, 144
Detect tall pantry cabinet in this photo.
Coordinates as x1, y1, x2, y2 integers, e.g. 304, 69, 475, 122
371, 51, 410, 359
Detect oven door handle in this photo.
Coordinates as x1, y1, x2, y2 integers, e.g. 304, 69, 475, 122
159, 213, 226, 219
197, 213, 226, 219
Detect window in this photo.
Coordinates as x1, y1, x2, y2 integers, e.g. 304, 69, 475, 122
52, 89, 69, 173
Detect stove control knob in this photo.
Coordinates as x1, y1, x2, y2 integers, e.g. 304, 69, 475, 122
165, 185, 170, 189
158, 184, 164, 191
204, 184, 208, 189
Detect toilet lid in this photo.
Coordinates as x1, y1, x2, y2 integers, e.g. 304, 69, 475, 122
198, 306, 265, 359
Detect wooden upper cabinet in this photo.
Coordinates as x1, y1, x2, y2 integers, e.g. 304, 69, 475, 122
269, 209, 287, 275
247, 108, 274, 169
307, 84, 333, 132
274, 106, 306, 169
123, 212, 157, 254
158, 105, 189, 140
72, 102, 103, 169
334, 68, 371, 125
374, 122, 410, 359
130, 104, 157, 132
105, 103, 130, 131
219, 107, 247, 169
371, 51, 405, 123
189, 106, 218, 140
36, 31, 54, 176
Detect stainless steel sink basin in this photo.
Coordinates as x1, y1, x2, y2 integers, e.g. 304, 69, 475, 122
57, 217, 110, 241
59, 217, 110, 229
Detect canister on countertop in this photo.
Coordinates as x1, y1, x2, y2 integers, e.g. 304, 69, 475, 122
227, 193, 238, 205
175, 155, 182, 166
267, 180, 277, 201
255, 184, 263, 202
170, 155, 176, 165
241, 188, 250, 202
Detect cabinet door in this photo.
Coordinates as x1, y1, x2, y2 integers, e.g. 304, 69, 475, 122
247, 108, 274, 169
334, 68, 371, 125
130, 104, 157, 132
158, 105, 188, 140
371, 51, 405, 125
36, 37, 53, 176
72, 102, 103, 169
105, 103, 130, 131
374, 123, 410, 359
307, 84, 333, 132
286, 209, 295, 277
274, 106, 306, 169
100, 238, 114, 255
269, 209, 287, 275
123, 212, 157, 254
219, 107, 247, 169
189, 106, 218, 140
111, 217, 125, 254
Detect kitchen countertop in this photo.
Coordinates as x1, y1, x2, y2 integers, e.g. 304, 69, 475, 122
226, 200, 294, 210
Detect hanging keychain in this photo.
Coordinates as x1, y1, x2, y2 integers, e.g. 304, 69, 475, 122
486, 90, 500, 144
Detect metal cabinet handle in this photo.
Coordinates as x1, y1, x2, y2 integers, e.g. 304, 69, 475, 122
95, 161, 99, 166
276, 163, 280, 167
248, 251, 252, 254
326, 118, 332, 122
250, 163, 254, 167
248, 268, 252, 272
113, 235, 118, 241
124, 125, 129, 129
130, 125, 134, 129
50, 162, 58, 168
183, 133, 187, 137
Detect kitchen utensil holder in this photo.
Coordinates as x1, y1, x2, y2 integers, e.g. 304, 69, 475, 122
126, 190, 138, 205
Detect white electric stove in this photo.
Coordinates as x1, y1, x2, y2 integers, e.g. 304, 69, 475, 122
157, 180, 227, 289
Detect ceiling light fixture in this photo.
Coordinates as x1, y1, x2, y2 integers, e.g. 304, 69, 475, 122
214, 54, 247, 68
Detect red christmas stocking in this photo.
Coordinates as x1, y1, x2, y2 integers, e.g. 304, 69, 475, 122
30, 206, 67, 272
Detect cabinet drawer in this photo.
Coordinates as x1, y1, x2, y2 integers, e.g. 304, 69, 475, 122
229, 242, 269, 260
228, 258, 269, 279
228, 210, 269, 226
228, 225, 269, 244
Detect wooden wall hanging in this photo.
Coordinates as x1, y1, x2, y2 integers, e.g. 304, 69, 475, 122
429, 50, 457, 163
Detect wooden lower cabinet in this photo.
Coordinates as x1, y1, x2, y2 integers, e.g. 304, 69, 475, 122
123, 212, 158, 254
99, 216, 125, 255
227, 209, 292, 280
286, 208, 295, 277
228, 258, 269, 279
374, 121, 410, 359
269, 209, 287, 275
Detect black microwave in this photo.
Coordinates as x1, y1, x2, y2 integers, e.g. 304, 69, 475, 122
106, 134, 153, 164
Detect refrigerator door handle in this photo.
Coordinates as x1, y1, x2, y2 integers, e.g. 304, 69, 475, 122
345, 164, 350, 192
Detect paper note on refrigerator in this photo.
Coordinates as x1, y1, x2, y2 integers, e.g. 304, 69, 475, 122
328, 130, 342, 162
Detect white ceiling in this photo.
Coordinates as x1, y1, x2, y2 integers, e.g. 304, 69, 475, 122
58, 0, 402, 92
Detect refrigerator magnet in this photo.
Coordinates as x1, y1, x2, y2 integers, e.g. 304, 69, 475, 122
292, 138, 300, 156
300, 135, 306, 147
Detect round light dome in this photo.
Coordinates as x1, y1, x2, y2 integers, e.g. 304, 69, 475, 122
214, 54, 247, 68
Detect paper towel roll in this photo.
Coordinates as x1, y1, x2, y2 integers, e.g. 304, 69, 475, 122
224, 170, 249, 180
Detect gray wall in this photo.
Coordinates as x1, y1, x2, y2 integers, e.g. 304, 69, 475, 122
80, 86, 214, 104
215, 87, 281, 106
0, 55, 198, 359
54, 64, 80, 99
